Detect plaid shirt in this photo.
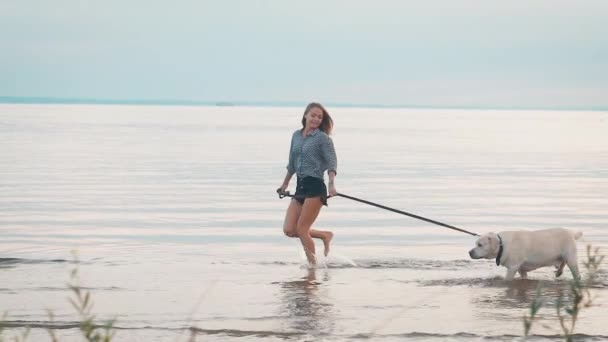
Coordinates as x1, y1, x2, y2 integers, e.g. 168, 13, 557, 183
286, 128, 337, 180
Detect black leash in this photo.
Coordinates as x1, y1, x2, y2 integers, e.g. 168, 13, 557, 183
276, 189, 479, 237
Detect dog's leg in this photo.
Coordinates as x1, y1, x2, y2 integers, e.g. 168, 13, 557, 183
519, 270, 528, 279
555, 261, 565, 277
565, 253, 580, 280
504, 268, 517, 281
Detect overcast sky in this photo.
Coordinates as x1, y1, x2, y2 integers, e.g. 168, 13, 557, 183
1, 1, 607, 108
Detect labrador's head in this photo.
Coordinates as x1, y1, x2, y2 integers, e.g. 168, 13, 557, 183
469, 233, 500, 259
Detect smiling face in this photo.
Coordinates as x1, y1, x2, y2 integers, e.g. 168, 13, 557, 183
303, 106, 323, 130
469, 233, 499, 259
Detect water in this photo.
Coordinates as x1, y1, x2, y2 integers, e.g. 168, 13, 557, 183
1, 104, 607, 341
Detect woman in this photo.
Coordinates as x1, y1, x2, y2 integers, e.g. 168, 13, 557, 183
278, 102, 338, 266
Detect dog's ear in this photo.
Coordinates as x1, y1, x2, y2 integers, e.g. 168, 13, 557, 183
487, 233, 498, 254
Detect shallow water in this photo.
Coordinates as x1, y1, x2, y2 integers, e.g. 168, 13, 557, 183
1, 104, 607, 341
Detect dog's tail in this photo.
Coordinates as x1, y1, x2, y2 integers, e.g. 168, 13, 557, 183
573, 231, 583, 240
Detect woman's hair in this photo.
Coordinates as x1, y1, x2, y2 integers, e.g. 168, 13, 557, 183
301, 102, 334, 135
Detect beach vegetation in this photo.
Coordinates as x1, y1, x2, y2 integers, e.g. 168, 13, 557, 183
524, 244, 604, 341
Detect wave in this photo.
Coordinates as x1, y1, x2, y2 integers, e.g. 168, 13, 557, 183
0, 257, 70, 269
227, 258, 475, 270
0, 257, 113, 268
0, 257, 69, 265
330, 258, 474, 270
0, 286, 126, 294
354, 332, 608, 341
3, 321, 607, 341
0, 321, 98, 330
189, 327, 303, 338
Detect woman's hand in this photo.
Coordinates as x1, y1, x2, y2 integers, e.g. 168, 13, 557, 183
328, 182, 337, 197
278, 183, 288, 194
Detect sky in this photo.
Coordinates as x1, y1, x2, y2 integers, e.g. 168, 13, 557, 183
1, 1, 607, 109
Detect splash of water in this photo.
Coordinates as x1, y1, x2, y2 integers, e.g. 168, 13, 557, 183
325, 253, 358, 267
298, 250, 358, 268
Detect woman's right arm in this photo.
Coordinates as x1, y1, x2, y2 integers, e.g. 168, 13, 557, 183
280, 133, 296, 192
279, 170, 294, 193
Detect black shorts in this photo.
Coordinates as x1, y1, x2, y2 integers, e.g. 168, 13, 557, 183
294, 176, 328, 206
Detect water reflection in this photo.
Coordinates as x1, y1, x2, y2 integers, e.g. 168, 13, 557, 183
278, 268, 334, 335
471, 277, 572, 310
504, 279, 550, 304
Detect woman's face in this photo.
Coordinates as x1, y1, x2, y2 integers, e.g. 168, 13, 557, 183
304, 107, 323, 129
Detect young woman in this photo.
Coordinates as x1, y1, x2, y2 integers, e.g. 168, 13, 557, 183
278, 102, 338, 265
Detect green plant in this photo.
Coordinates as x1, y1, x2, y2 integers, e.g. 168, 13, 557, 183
523, 282, 544, 337
67, 252, 116, 342
1, 252, 117, 342
0, 312, 4, 341
0, 311, 30, 342
523, 244, 604, 341
45, 309, 59, 342
1, 250, 216, 342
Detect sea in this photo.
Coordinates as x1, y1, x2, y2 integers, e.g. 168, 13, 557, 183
1, 103, 607, 341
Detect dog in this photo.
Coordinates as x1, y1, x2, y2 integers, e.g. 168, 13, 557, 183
469, 228, 582, 280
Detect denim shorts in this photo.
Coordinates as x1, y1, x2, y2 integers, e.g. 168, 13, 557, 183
294, 176, 328, 206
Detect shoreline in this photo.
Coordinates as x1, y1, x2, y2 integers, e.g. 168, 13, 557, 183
1, 96, 607, 112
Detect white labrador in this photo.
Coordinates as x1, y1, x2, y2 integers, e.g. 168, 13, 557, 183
469, 228, 582, 280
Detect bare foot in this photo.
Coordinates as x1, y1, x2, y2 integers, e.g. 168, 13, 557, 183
323, 232, 334, 256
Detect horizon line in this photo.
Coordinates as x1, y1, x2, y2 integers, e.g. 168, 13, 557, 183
0, 96, 606, 112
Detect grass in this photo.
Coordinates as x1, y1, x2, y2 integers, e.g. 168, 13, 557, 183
0, 251, 209, 342
2, 247, 604, 341
66, 252, 116, 342
523, 244, 605, 341
0, 252, 115, 342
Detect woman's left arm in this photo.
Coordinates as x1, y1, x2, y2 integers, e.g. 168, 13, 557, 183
322, 135, 338, 196
327, 170, 337, 196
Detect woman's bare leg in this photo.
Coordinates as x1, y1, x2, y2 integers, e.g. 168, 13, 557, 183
310, 229, 333, 256
284, 198, 333, 257
296, 197, 323, 265
283, 199, 302, 237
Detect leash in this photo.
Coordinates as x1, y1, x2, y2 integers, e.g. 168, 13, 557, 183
276, 189, 479, 237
